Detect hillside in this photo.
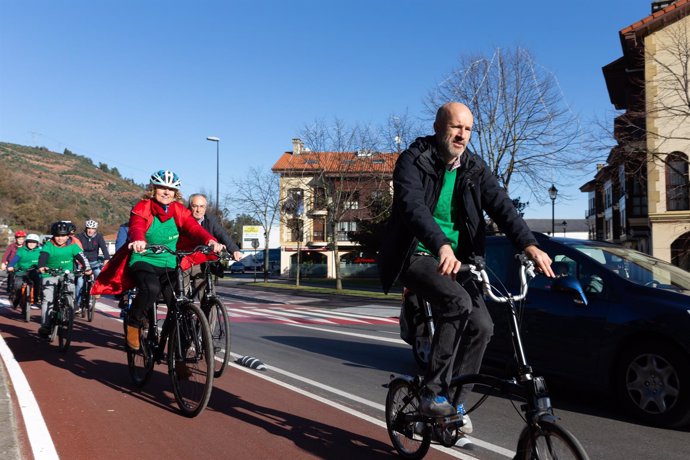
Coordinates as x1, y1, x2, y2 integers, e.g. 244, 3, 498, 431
0, 142, 144, 236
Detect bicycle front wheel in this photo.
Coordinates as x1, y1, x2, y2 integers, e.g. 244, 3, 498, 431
22, 284, 31, 322
515, 420, 589, 460
168, 301, 214, 417
126, 319, 154, 387
385, 379, 430, 459
87, 294, 95, 322
57, 297, 74, 352
205, 297, 231, 378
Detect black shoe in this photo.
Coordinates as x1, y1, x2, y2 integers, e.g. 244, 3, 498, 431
419, 393, 455, 417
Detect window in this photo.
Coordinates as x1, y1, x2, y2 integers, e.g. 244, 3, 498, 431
344, 191, 360, 210
284, 188, 304, 216
666, 152, 689, 211
287, 219, 303, 242
336, 221, 357, 241
312, 187, 326, 210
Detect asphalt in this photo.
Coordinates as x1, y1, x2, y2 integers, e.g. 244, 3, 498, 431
0, 274, 398, 460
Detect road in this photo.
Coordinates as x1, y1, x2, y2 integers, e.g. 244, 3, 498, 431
1, 278, 688, 459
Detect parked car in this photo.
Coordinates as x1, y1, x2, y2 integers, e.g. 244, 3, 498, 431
229, 262, 245, 274
478, 232, 690, 428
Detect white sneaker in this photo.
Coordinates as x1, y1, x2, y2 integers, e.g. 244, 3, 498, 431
460, 413, 473, 434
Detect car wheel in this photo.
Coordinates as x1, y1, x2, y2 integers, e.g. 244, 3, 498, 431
615, 340, 690, 427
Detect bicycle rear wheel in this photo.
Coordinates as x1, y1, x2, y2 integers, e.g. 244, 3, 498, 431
167, 301, 214, 417
385, 379, 430, 459
205, 297, 231, 378
57, 297, 74, 352
515, 420, 589, 460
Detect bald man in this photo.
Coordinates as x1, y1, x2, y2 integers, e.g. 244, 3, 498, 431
378, 102, 553, 432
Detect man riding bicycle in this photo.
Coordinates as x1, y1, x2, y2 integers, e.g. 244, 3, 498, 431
75, 219, 111, 311
378, 102, 554, 440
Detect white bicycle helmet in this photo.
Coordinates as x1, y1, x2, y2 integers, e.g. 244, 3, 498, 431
150, 169, 181, 190
25, 233, 40, 243
85, 219, 98, 229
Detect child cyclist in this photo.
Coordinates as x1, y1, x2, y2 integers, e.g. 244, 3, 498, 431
37, 221, 92, 337
7, 233, 42, 308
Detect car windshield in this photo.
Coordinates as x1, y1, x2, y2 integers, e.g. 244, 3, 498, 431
569, 242, 690, 292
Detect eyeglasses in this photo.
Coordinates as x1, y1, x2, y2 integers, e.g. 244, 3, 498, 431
191, 204, 207, 209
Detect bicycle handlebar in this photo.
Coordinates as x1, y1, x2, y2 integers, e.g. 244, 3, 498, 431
464, 254, 536, 303
145, 244, 215, 257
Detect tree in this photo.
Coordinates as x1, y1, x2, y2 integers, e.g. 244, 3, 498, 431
348, 189, 393, 255
426, 46, 596, 204
231, 168, 281, 281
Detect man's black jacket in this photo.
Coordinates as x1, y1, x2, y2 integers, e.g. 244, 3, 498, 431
378, 136, 537, 294
200, 213, 241, 254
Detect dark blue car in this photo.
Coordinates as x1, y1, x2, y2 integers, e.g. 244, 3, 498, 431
483, 233, 690, 428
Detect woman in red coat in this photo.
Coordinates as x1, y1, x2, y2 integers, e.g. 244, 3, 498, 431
94, 170, 224, 350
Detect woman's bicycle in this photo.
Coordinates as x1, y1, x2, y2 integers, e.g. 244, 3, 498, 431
385, 254, 589, 459
16, 267, 40, 323
122, 244, 214, 418
42, 267, 83, 352
187, 251, 232, 378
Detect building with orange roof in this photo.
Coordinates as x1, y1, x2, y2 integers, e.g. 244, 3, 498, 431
584, 0, 690, 268
272, 138, 397, 279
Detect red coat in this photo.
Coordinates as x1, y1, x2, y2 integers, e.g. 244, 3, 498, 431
92, 199, 216, 295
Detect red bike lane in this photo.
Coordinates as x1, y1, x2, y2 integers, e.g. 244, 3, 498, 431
0, 301, 456, 460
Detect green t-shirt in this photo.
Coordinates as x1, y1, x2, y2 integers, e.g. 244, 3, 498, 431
129, 216, 179, 269
40, 240, 85, 277
13, 245, 41, 273
416, 168, 460, 255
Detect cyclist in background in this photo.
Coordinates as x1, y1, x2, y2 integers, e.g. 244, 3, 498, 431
180, 193, 242, 299
7, 233, 42, 308
37, 221, 91, 338
1, 230, 27, 296
75, 219, 111, 311
115, 222, 130, 251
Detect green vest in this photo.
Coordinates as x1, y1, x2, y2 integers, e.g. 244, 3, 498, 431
14, 245, 41, 273
129, 217, 179, 269
40, 241, 84, 277
416, 168, 460, 255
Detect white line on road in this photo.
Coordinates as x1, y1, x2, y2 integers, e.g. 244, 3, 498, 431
0, 322, 59, 460
91, 298, 514, 458
229, 354, 480, 460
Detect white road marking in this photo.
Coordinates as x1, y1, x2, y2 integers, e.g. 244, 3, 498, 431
0, 331, 59, 459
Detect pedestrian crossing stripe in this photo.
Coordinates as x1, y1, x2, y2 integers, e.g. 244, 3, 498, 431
95, 300, 398, 326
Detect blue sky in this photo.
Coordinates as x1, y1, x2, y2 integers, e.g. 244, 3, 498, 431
0, 1, 655, 219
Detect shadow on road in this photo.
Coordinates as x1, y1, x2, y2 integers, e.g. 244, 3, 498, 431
206, 386, 398, 459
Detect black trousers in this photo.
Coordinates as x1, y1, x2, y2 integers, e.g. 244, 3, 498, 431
400, 254, 494, 403
128, 262, 176, 328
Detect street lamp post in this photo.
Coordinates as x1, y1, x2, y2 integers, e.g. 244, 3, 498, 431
548, 184, 558, 236
206, 136, 220, 209
561, 220, 568, 237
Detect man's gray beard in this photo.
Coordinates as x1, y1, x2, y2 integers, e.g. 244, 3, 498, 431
438, 140, 462, 163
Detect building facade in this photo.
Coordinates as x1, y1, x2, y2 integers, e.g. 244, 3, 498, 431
585, 0, 690, 267
271, 139, 397, 278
